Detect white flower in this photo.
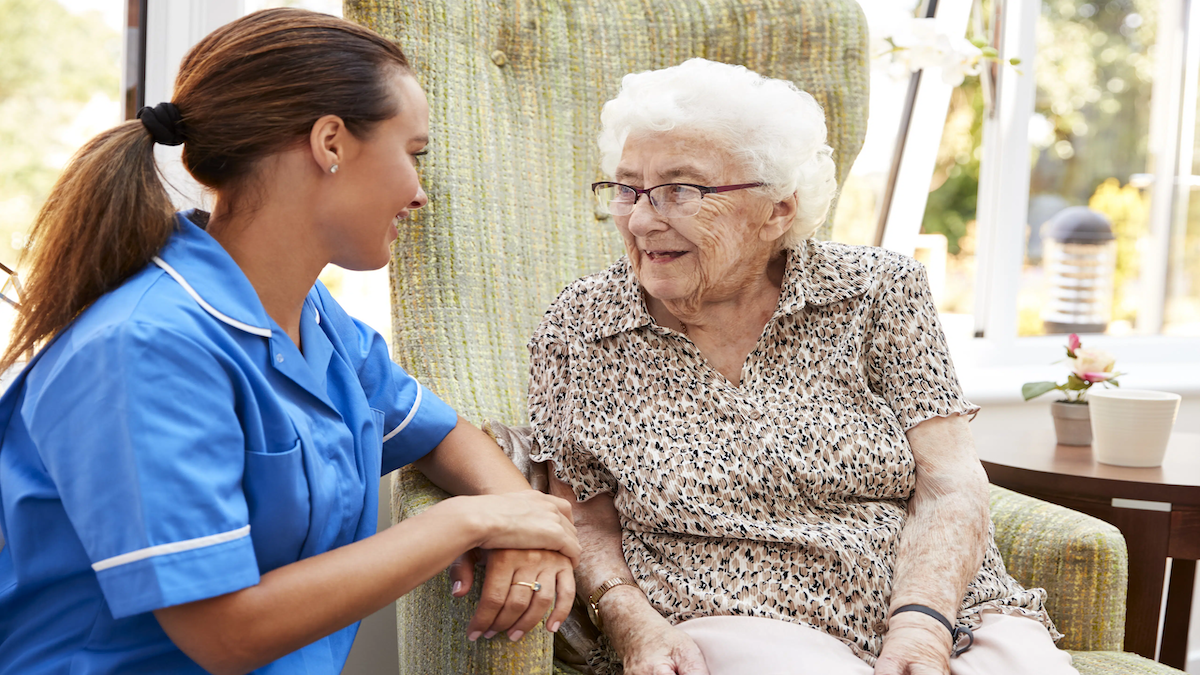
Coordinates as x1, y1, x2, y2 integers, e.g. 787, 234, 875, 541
1069, 348, 1116, 383
938, 37, 983, 86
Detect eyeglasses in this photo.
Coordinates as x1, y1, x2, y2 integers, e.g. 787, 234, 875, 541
0, 261, 21, 309
591, 181, 764, 218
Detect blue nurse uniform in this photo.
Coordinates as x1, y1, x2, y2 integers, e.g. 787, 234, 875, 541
0, 210, 460, 673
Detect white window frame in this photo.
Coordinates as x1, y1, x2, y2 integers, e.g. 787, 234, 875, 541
879, 0, 1200, 402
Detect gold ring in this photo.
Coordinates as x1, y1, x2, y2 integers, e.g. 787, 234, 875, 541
512, 581, 542, 592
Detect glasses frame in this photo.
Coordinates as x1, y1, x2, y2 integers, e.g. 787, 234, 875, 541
590, 181, 764, 217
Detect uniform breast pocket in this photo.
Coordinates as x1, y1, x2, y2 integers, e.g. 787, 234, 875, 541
243, 439, 311, 573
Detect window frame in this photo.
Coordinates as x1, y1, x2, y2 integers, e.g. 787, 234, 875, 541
876, 0, 1200, 401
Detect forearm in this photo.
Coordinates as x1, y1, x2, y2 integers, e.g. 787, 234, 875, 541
547, 471, 660, 640
888, 417, 990, 621
155, 497, 483, 675
413, 415, 530, 495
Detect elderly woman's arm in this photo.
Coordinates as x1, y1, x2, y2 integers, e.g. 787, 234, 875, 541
874, 414, 990, 675
548, 470, 709, 675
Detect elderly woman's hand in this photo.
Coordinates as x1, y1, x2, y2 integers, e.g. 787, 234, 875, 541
448, 548, 575, 642
873, 612, 952, 675
603, 587, 709, 675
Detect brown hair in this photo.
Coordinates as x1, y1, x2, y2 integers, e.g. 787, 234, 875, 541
2, 9, 410, 370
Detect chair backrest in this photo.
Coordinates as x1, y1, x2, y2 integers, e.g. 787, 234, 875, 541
347, 0, 869, 426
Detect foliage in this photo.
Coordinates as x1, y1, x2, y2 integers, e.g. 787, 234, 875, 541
1087, 177, 1148, 324
0, 0, 120, 263
922, 83, 983, 255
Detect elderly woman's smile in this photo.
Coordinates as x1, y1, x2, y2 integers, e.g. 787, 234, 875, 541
613, 131, 785, 309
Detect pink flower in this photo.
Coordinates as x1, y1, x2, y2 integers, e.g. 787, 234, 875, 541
1067, 334, 1081, 353
1081, 372, 1113, 383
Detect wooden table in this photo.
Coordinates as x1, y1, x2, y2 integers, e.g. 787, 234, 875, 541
976, 430, 1200, 668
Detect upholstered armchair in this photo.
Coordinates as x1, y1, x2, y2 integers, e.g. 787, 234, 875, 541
343, 1, 1184, 673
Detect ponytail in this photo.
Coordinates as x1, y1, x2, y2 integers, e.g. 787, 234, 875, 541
0, 122, 175, 371
0, 8, 410, 372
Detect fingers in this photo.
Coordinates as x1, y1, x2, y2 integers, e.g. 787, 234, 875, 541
504, 569, 556, 639
448, 550, 477, 598
545, 567, 574, 633
465, 554, 513, 642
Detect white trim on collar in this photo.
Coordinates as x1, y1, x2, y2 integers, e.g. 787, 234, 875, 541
153, 257, 273, 338
91, 525, 251, 572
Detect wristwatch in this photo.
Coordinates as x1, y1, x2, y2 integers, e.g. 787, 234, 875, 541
586, 577, 640, 632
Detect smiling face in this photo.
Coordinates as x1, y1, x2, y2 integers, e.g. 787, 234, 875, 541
319, 71, 430, 271
613, 131, 788, 309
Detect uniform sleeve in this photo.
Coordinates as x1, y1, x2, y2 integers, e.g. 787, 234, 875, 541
527, 320, 617, 502
863, 258, 980, 431
311, 284, 458, 475
26, 323, 260, 619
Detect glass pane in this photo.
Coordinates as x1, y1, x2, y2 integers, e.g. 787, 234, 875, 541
0, 0, 124, 354
918, 80, 985, 344
1016, 0, 1156, 337
832, 0, 923, 247
1165, 45, 1200, 336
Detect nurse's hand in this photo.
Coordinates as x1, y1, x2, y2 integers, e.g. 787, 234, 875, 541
449, 548, 575, 641
449, 489, 581, 564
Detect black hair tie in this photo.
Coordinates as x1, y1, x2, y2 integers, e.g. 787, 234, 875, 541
137, 102, 185, 146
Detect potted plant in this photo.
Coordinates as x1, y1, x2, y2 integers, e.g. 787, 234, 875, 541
1022, 334, 1122, 445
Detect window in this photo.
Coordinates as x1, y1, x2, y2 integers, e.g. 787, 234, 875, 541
853, 0, 1200, 398
0, 0, 124, 355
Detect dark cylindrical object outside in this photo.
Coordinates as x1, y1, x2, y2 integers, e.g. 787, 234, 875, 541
1040, 206, 1116, 335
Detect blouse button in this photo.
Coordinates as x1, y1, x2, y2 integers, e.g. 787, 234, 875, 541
276, 353, 284, 363
747, 408, 763, 420
772, 465, 784, 478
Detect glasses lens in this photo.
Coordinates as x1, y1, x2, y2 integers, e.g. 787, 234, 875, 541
649, 184, 703, 217
594, 183, 636, 215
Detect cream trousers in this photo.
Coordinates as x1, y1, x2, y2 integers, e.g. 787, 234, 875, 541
676, 613, 1079, 675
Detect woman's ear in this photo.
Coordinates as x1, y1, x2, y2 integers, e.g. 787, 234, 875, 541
759, 192, 799, 243
309, 114, 348, 175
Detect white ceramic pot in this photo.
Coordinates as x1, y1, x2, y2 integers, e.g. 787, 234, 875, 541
1088, 389, 1181, 467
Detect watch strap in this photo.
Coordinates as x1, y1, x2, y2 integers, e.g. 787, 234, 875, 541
587, 577, 639, 631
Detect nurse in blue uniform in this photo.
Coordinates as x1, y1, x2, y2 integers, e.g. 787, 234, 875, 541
0, 9, 579, 675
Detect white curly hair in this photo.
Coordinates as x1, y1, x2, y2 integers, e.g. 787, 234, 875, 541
597, 58, 837, 247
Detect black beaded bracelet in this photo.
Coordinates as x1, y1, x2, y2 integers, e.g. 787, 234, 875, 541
891, 604, 975, 657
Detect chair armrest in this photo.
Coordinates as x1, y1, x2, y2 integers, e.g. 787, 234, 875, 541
988, 484, 1128, 651
391, 465, 554, 675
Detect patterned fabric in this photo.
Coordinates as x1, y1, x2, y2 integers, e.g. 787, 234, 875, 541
529, 239, 1055, 665
988, 485, 1128, 651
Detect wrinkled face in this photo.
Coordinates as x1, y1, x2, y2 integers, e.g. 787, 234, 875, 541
612, 131, 778, 307
324, 71, 429, 271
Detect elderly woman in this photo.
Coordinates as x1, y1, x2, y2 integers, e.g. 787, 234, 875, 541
529, 59, 1076, 675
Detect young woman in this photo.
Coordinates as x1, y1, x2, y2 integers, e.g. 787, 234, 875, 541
0, 9, 578, 675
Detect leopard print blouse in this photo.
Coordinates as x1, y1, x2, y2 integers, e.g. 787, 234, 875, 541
528, 239, 1058, 665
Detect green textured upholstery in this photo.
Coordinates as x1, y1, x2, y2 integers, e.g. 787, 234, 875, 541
988, 485, 1128, 651
990, 486, 1184, 674
1068, 651, 1188, 674
343, 0, 869, 672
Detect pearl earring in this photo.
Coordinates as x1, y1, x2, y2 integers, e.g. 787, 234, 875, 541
329, 164, 339, 174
